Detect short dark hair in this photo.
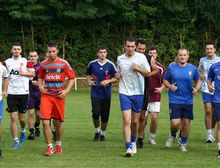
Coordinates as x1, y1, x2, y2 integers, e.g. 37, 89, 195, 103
12, 42, 21, 47
148, 46, 158, 53
124, 36, 135, 44
136, 38, 147, 45
205, 41, 215, 48
97, 45, 107, 52
48, 40, 58, 48
177, 48, 189, 55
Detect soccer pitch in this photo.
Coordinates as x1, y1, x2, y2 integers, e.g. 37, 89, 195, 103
0, 90, 219, 168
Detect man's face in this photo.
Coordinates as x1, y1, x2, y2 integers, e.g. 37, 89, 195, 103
136, 43, 146, 54
29, 52, 38, 63
205, 44, 215, 58
11, 46, 22, 57
177, 49, 189, 64
125, 41, 136, 57
97, 49, 107, 61
148, 49, 157, 60
47, 47, 58, 61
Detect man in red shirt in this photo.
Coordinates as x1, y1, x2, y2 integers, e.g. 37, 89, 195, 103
38, 41, 75, 156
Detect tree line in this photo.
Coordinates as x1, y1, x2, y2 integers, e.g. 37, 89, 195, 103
0, 0, 219, 75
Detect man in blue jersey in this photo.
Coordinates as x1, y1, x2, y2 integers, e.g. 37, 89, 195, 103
207, 62, 220, 158
116, 37, 157, 157
86, 45, 117, 141
198, 41, 220, 143
163, 48, 201, 152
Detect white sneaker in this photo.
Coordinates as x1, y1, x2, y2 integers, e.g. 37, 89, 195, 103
165, 136, 175, 148
206, 134, 215, 143
131, 142, 137, 154
125, 148, 133, 157
179, 143, 187, 152
149, 138, 157, 145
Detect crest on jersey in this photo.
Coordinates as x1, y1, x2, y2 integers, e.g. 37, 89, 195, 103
188, 71, 192, 76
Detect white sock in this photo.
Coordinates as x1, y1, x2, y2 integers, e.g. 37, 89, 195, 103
217, 143, 220, 150
100, 130, 106, 136
212, 129, 215, 136
48, 144, 53, 148
95, 127, 100, 133
13, 138, 19, 142
150, 133, 156, 140
207, 129, 212, 135
56, 141, 62, 146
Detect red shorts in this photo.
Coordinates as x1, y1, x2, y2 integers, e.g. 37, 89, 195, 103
40, 94, 65, 121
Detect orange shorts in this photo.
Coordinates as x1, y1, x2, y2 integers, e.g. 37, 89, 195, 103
40, 94, 65, 121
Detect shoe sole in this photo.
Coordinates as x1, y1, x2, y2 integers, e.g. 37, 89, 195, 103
207, 140, 214, 143
125, 153, 132, 157
45, 151, 55, 156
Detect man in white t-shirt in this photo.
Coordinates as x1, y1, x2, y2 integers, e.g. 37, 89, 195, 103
0, 62, 8, 160
116, 37, 157, 157
4, 42, 35, 149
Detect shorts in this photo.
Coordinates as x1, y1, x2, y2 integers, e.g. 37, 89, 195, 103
40, 94, 65, 122
213, 103, 220, 121
0, 99, 3, 123
7, 94, 29, 113
91, 97, 110, 123
202, 92, 213, 104
141, 87, 149, 111
169, 103, 193, 120
119, 94, 144, 113
146, 102, 160, 116
27, 92, 40, 110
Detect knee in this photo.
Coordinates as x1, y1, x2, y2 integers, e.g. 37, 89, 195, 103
92, 113, 99, 120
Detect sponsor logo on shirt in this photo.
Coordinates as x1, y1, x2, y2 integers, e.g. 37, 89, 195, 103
10, 69, 19, 75
46, 75, 61, 80
188, 71, 192, 76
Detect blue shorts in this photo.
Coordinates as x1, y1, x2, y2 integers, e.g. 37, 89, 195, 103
0, 99, 3, 123
213, 103, 220, 121
119, 94, 144, 113
169, 104, 193, 120
202, 92, 213, 104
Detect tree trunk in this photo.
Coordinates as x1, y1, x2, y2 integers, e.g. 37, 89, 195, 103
31, 24, 34, 50
21, 21, 26, 55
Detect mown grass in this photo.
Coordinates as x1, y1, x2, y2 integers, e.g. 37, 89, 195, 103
0, 90, 219, 168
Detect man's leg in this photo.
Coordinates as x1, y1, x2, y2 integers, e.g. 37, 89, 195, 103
91, 98, 101, 141
100, 99, 110, 141
34, 109, 41, 137
149, 112, 158, 145
0, 125, 2, 160
216, 121, 220, 158
42, 119, 54, 156
204, 103, 215, 143
10, 112, 20, 149
131, 111, 140, 153
28, 108, 35, 140
54, 120, 63, 154
19, 112, 26, 143
137, 110, 147, 148
179, 118, 191, 152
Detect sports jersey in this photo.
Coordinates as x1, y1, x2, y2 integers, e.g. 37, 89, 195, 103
86, 59, 117, 99
207, 62, 220, 103
148, 62, 165, 102
38, 57, 76, 96
4, 56, 34, 95
164, 62, 200, 104
29, 62, 40, 95
0, 64, 9, 100
117, 52, 151, 96
198, 55, 220, 93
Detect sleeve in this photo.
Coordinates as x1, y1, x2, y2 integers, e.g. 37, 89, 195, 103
164, 65, 171, 81
86, 62, 92, 75
193, 67, 200, 81
64, 61, 76, 79
207, 64, 215, 81
27, 61, 35, 72
110, 62, 117, 77
198, 58, 203, 72
37, 64, 44, 79
2, 66, 9, 78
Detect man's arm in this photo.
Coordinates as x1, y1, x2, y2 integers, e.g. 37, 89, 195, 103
58, 79, 74, 98
2, 78, 8, 97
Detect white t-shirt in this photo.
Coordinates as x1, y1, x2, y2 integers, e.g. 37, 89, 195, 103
4, 56, 34, 95
0, 64, 9, 100
117, 52, 151, 96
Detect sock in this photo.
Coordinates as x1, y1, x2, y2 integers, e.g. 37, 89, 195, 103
52, 128, 56, 133
29, 128, 34, 133
125, 142, 132, 149
48, 143, 53, 148
131, 135, 136, 143
56, 141, 62, 146
95, 127, 100, 134
150, 133, 156, 140
171, 130, 177, 139
180, 136, 188, 144
212, 129, 215, 136
13, 137, 19, 142
217, 143, 220, 150
34, 122, 40, 128
21, 128, 25, 133
137, 137, 143, 142
207, 129, 212, 135
100, 130, 106, 136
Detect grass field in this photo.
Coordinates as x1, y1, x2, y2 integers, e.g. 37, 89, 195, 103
0, 90, 220, 168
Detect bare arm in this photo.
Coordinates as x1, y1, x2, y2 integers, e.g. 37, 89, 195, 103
58, 79, 74, 98
86, 75, 94, 86
207, 79, 214, 93
163, 79, 177, 92
2, 78, 8, 97
192, 79, 202, 95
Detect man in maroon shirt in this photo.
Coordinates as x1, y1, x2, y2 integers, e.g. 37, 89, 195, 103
145, 46, 165, 145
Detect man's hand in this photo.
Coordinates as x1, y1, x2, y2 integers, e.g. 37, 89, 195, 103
100, 80, 110, 87
57, 89, 68, 98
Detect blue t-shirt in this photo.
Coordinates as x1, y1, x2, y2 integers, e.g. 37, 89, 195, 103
86, 59, 117, 99
208, 62, 220, 103
164, 62, 200, 104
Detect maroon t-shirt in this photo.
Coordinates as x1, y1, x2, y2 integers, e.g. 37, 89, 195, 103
148, 62, 165, 102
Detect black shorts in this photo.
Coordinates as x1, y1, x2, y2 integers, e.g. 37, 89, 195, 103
7, 94, 29, 113
141, 87, 149, 111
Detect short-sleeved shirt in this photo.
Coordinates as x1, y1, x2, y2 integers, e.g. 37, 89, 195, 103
198, 55, 220, 94
38, 57, 76, 96
148, 62, 165, 102
4, 56, 34, 95
29, 62, 40, 96
164, 62, 200, 104
117, 52, 151, 96
86, 59, 117, 100
208, 62, 220, 103
0, 64, 9, 100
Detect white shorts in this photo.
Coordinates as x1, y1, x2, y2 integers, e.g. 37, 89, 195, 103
146, 102, 161, 116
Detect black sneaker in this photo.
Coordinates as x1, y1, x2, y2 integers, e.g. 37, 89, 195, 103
100, 135, 105, 141
35, 128, 40, 137
28, 132, 35, 140
218, 150, 220, 158
136, 139, 143, 148
93, 133, 100, 142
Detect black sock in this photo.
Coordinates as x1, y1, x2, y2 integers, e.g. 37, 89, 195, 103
29, 128, 34, 133
138, 137, 143, 142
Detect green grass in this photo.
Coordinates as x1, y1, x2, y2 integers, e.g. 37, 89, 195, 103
0, 90, 220, 168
